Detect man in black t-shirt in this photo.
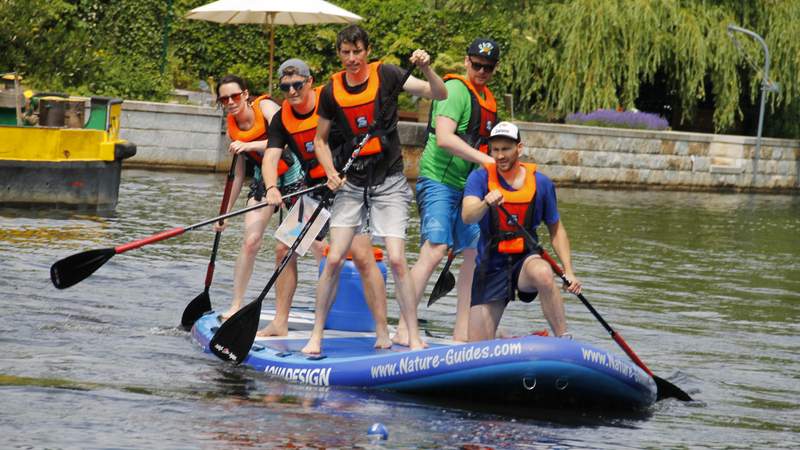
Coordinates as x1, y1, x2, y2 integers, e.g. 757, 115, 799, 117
301, 25, 447, 355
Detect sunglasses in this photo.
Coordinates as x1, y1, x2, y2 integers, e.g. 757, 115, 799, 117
279, 79, 307, 92
217, 92, 244, 105
469, 58, 496, 73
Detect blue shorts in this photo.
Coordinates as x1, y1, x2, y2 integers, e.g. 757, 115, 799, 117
471, 254, 539, 306
415, 177, 479, 252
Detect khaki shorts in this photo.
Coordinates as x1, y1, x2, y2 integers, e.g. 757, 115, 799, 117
330, 172, 412, 240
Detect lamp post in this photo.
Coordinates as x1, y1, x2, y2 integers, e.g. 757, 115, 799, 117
727, 24, 778, 183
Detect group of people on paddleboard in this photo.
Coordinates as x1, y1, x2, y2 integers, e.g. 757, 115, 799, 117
215, 25, 582, 354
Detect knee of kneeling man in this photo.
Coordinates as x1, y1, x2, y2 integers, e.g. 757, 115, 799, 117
530, 264, 555, 286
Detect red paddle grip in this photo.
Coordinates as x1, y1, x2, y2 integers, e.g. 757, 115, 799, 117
115, 227, 185, 253
204, 262, 215, 285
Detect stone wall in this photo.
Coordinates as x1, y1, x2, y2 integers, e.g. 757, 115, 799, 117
120, 101, 228, 171
118, 100, 799, 192
401, 122, 800, 192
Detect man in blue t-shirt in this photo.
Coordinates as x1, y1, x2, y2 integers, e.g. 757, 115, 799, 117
462, 122, 582, 341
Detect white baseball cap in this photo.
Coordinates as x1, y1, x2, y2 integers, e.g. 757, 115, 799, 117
488, 121, 520, 142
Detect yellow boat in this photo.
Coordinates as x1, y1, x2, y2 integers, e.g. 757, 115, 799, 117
0, 77, 136, 211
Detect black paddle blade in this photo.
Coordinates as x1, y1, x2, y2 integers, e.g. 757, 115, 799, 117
428, 271, 456, 307
654, 375, 693, 402
181, 290, 211, 331
208, 299, 263, 364
50, 248, 115, 289
428, 251, 457, 307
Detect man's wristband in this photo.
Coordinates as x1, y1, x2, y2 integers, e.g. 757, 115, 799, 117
266, 185, 277, 193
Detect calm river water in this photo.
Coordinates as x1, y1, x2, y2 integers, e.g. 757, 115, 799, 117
1, 169, 798, 449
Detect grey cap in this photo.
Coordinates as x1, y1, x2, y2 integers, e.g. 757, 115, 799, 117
277, 58, 311, 78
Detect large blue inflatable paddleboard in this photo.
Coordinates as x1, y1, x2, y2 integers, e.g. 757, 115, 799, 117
191, 308, 656, 410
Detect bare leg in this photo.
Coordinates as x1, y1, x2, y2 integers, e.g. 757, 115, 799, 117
220, 199, 274, 320
452, 248, 476, 342
384, 236, 425, 350
310, 239, 326, 266
395, 240, 447, 345
468, 301, 506, 342
350, 234, 391, 348
257, 242, 296, 337
518, 256, 567, 336
301, 226, 357, 354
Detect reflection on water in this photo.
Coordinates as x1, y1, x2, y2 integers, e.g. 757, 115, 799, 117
1, 169, 799, 448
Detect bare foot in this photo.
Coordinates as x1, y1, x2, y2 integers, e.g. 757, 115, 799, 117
408, 336, 427, 351
256, 320, 288, 337
452, 331, 469, 343
391, 329, 409, 346
218, 305, 241, 322
373, 335, 392, 349
301, 337, 322, 355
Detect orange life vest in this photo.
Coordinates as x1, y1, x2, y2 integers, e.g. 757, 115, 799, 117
331, 61, 383, 157
485, 162, 538, 254
226, 94, 289, 175
440, 74, 497, 154
280, 87, 326, 181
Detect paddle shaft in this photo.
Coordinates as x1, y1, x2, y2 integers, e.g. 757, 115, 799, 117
495, 204, 657, 377
203, 154, 239, 289
441, 249, 456, 275
113, 183, 325, 254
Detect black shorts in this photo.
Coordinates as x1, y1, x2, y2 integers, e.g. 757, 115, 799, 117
247, 179, 303, 211
471, 254, 539, 306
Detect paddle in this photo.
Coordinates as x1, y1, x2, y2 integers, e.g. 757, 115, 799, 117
209, 67, 416, 364
496, 203, 693, 402
180, 154, 239, 330
50, 183, 325, 290
428, 139, 483, 307
427, 248, 457, 307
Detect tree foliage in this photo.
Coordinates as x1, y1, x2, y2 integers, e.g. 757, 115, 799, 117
1, 0, 797, 137
495, 0, 799, 135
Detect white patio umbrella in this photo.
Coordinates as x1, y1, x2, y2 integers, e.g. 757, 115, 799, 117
186, 0, 362, 94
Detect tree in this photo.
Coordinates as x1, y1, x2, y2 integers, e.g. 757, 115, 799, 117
2, 0, 797, 136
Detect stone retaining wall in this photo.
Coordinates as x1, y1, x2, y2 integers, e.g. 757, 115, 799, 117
120, 101, 228, 171
119, 100, 799, 192
517, 122, 799, 192
401, 122, 799, 192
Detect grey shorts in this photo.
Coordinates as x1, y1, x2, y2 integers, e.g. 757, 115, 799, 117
330, 172, 412, 240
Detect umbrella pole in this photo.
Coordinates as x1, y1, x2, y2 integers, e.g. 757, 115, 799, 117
268, 13, 275, 95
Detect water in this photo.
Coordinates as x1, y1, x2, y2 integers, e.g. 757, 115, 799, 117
1, 169, 799, 449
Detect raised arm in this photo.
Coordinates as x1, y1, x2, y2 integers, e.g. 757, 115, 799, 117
402, 49, 447, 100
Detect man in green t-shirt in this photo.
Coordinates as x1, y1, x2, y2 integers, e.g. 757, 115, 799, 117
394, 38, 500, 344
